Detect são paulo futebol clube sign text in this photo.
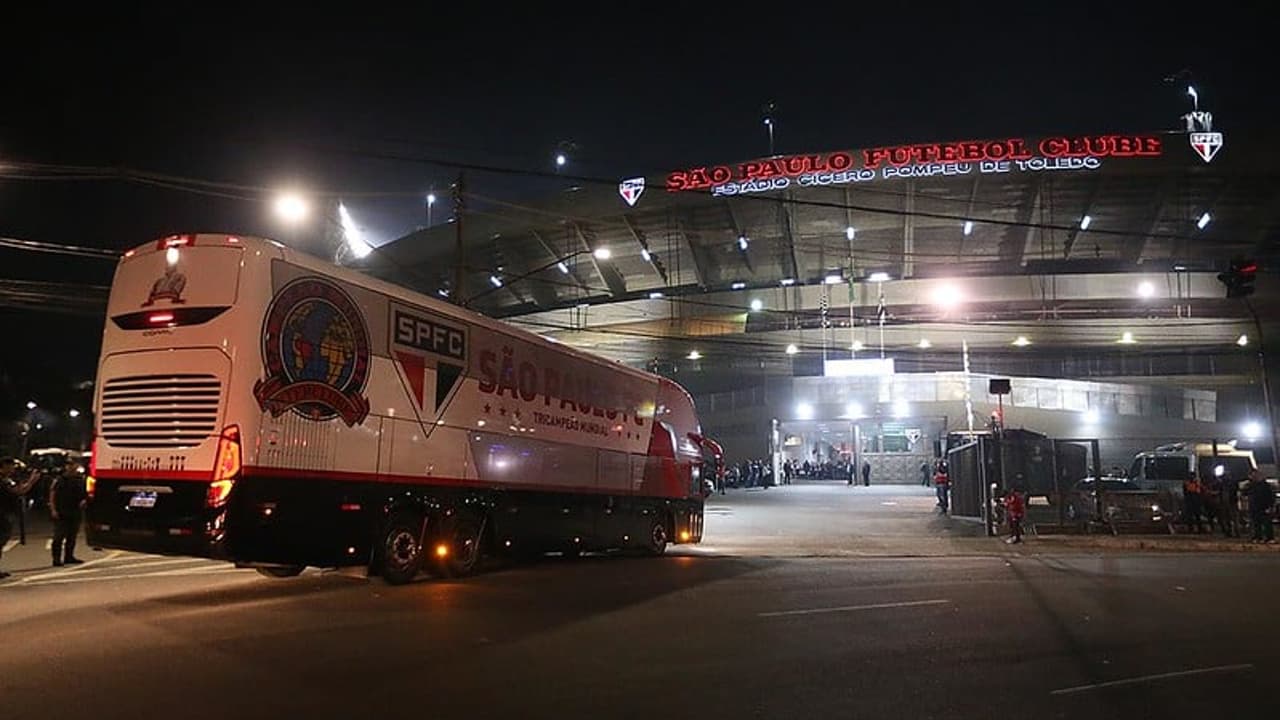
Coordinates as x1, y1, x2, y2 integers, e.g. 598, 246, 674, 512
664, 135, 1164, 197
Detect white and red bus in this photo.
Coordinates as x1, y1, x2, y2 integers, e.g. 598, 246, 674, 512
86, 233, 712, 583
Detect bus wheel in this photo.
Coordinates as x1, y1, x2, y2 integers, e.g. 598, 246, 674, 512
255, 565, 304, 578
642, 517, 668, 556
381, 512, 426, 585
435, 512, 486, 578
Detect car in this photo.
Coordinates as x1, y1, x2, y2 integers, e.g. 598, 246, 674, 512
1064, 476, 1169, 530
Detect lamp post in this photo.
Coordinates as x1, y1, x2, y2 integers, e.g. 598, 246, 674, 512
426, 191, 437, 227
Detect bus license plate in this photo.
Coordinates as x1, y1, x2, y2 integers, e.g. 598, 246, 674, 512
128, 491, 157, 509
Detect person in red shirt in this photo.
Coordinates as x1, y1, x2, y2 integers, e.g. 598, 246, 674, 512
1004, 485, 1026, 544
933, 460, 950, 514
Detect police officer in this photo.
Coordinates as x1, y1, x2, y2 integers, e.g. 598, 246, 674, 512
49, 458, 88, 566
1, 458, 40, 579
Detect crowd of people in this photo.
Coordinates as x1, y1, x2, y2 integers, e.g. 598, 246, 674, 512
1182, 469, 1275, 542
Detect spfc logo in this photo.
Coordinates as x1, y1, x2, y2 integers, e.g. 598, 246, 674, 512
618, 177, 645, 207
1189, 132, 1223, 163
142, 267, 187, 307
254, 277, 371, 426
391, 307, 467, 416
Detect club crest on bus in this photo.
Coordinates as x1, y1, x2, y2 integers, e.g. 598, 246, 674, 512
141, 267, 187, 307
254, 277, 371, 425
391, 306, 468, 415
618, 177, 645, 206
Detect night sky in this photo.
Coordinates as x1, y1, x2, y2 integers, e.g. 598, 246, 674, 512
2, 4, 1275, 425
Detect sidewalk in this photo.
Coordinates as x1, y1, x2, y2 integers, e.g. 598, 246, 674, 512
2, 511, 100, 575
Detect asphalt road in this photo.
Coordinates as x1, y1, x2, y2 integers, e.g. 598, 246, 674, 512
3, 483, 1277, 719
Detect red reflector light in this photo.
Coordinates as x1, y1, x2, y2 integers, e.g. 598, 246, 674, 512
147, 312, 175, 324
339, 503, 362, 512
157, 234, 194, 249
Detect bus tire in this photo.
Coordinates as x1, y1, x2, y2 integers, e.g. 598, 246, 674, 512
380, 511, 426, 585
435, 511, 486, 578
642, 516, 668, 556
255, 565, 305, 578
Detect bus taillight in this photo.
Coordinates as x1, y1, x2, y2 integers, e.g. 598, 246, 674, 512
86, 437, 97, 499
207, 425, 241, 508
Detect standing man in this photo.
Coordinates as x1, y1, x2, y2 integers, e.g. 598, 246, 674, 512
933, 460, 950, 514
1247, 469, 1275, 544
49, 458, 87, 567
1, 458, 41, 580
1004, 485, 1026, 544
861, 460, 871, 487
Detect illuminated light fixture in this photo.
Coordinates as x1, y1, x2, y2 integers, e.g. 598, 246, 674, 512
931, 283, 963, 309
592, 247, 612, 260
679, 531, 691, 542
1012, 336, 1031, 347
738, 235, 749, 250
1079, 215, 1092, 230
26, 401, 36, 410
845, 401, 864, 419
555, 153, 567, 167
892, 400, 909, 418
731, 281, 746, 290
557, 261, 569, 274
576, 302, 590, 309
477, 419, 487, 427
1197, 212, 1211, 230
165, 247, 180, 266
338, 202, 373, 259
1243, 421, 1262, 440
437, 289, 448, 297
1137, 281, 1156, 299
845, 226, 856, 241
1237, 333, 1249, 347
917, 338, 932, 349
435, 544, 450, 558
867, 272, 891, 283
34, 423, 43, 431
226, 236, 240, 244
648, 291, 664, 299
1187, 85, 1199, 106
147, 312, 175, 325
963, 220, 974, 236
640, 248, 651, 261
780, 278, 796, 286
273, 192, 309, 224
795, 402, 814, 420
68, 409, 80, 418
785, 343, 799, 355
824, 274, 843, 285
426, 192, 437, 206
749, 298, 763, 312
851, 340, 865, 351
1117, 331, 1136, 345
489, 275, 503, 287
687, 350, 702, 360
1083, 409, 1100, 424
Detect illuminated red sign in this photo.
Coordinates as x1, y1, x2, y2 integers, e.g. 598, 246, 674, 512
665, 135, 1163, 194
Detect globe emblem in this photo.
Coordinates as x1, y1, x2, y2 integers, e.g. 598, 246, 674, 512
280, 300, 357, 418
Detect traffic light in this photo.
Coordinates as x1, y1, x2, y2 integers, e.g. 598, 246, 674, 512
1217, 257, 1257, 298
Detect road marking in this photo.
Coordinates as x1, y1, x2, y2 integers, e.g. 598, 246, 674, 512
19, 556, 206, 582
2, 540, 17, 553
758, 598, 951, 618
1050, 664, 1254, 696
18, 565, 240, 587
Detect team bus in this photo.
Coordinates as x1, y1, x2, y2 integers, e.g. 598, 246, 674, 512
86, 233, 712, 583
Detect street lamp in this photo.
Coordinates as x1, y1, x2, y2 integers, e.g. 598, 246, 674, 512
68, 409, 81, 418
426, 192, 437, 227
273, 192, 309, 224
26, 401, 36, 410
